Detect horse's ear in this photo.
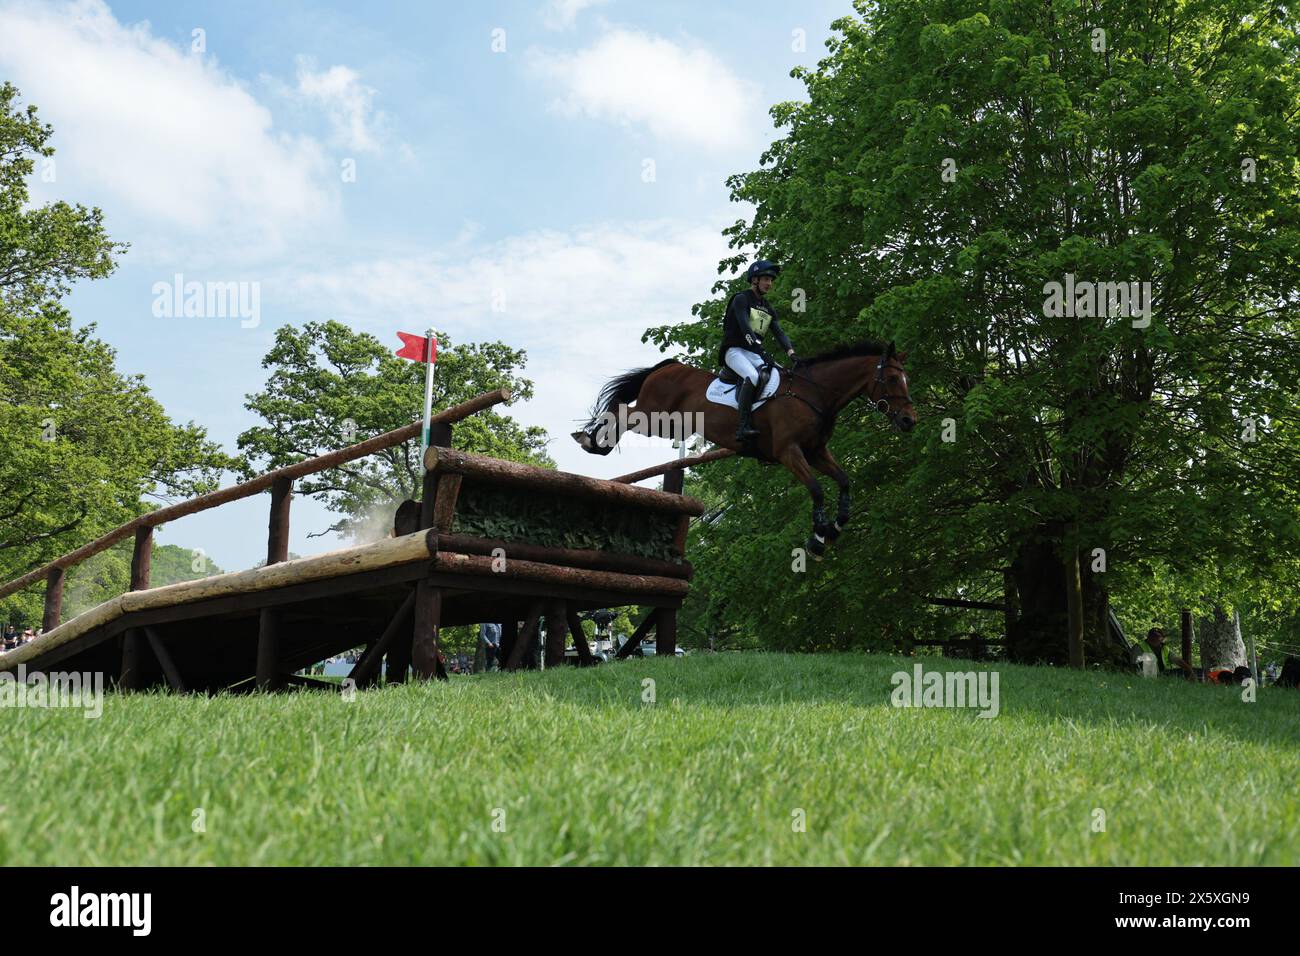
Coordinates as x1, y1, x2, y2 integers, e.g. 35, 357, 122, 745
897, 350, 908, 362
887, 340, 896, 357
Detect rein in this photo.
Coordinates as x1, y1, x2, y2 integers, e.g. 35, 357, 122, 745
768, 353, 906, 435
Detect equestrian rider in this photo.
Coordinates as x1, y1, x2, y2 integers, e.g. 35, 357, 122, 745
719, 260, 798, 442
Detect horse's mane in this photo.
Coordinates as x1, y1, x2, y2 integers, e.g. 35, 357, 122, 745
798, 339, 890, 366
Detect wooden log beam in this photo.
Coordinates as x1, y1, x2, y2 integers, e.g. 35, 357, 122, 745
434, 533, 691, 580
349, 591, 415, 687
616, 611, 659, 659
612, 448, 735, 485
42, 568, 64, 633
431, 551, 689, 598
566, 605, 594, 666
130, 525, 153, 590
925, 597, 1014, 613
504, 602, 544, 671
144, 626, 186, 692
424, 446, 705, 517
281, 673, 339, 691
0, 389, 510, 602
267, 476, 292, 565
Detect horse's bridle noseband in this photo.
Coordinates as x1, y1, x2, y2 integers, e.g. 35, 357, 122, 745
873, 355, 911, 428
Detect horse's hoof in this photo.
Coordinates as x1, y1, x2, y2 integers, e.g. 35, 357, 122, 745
824, 524, 841, 543
807, 534, 826, 558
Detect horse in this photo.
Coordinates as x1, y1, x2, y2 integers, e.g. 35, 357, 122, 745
573, 340, 916, 557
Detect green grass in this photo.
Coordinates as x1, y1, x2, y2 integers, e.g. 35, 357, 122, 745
1, 652, 1296, 865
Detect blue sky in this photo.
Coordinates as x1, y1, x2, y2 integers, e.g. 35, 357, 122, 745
1, 0, 854, 572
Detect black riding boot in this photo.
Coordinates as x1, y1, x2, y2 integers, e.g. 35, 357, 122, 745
735, 379, 760, 442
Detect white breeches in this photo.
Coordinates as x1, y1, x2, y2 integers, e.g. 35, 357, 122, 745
724, 347, 764, 386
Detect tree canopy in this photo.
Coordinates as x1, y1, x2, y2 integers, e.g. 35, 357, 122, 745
649, 0, 1300, 661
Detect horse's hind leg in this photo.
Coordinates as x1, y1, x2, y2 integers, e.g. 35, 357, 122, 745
778, 444, 831, 559
806, 445, 851, 544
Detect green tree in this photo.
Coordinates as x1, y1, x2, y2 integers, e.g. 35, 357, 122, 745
238, 320, 553, 539
649, 0, 1300, 663
0, 84, 236, 625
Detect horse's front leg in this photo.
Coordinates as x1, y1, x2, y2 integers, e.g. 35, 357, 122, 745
778, 445, 831, 559
807, 445, 851, 543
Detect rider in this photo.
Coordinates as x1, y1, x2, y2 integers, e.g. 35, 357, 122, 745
719, 260, 798, 441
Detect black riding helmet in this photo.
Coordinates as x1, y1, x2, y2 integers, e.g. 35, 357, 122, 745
746, 260, 781, 282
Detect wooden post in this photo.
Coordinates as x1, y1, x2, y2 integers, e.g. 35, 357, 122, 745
267, 476, 292, 565
419, 423, 453, 531
121, 528, 154, 689
431, 474, 462, 533
499, 619, 519, 667
1065, 545, 1084, 669
656, 607, 678, 657
254, 484, 292, 692
411, 579, 445, 680
255, 609, 281, 690
130, 525, 153, 590
119, 630, 145, 691
1180, 608, 1193, 672
544, 601, 567, 668
42, 567, 64, 633
505, 602, 544, 671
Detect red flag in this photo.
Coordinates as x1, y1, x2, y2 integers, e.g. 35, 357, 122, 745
395, 331, 436, 363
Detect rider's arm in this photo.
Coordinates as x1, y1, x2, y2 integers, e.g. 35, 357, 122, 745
770, 315, 794, 353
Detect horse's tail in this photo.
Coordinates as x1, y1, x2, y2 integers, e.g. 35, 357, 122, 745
573, 358, 679, 455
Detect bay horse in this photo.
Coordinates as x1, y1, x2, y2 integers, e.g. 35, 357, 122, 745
573, 340, 916, 557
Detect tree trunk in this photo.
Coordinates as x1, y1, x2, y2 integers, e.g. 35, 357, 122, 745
1197, 604, 1246, 671
1006, 525, 1128, 666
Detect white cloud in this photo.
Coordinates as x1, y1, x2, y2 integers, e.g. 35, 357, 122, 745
528, 28, 761, 151
294, 58, 386, 154
284, 218, 735, 479
0, 0, 336, 262
541, 0, 610, 31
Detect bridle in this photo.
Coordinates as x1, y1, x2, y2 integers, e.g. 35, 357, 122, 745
872, 354, 911, 428
776, 351, 910, 434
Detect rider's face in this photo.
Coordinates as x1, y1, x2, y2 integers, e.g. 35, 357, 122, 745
755, 276, 774, 295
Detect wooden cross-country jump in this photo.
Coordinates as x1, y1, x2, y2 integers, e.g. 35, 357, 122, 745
0, 389, 718, 692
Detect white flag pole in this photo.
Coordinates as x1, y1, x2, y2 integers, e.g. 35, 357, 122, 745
420, 328, 437, 464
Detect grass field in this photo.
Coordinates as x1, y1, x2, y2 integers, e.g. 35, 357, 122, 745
1, 652, 1296, 865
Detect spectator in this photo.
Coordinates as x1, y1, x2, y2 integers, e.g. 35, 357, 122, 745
1134, 627, 1194, 678
478, 622, 502, 672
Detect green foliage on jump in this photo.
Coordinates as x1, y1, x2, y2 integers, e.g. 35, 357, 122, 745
452, 483, 679, 561
648, 0, 1300, 662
